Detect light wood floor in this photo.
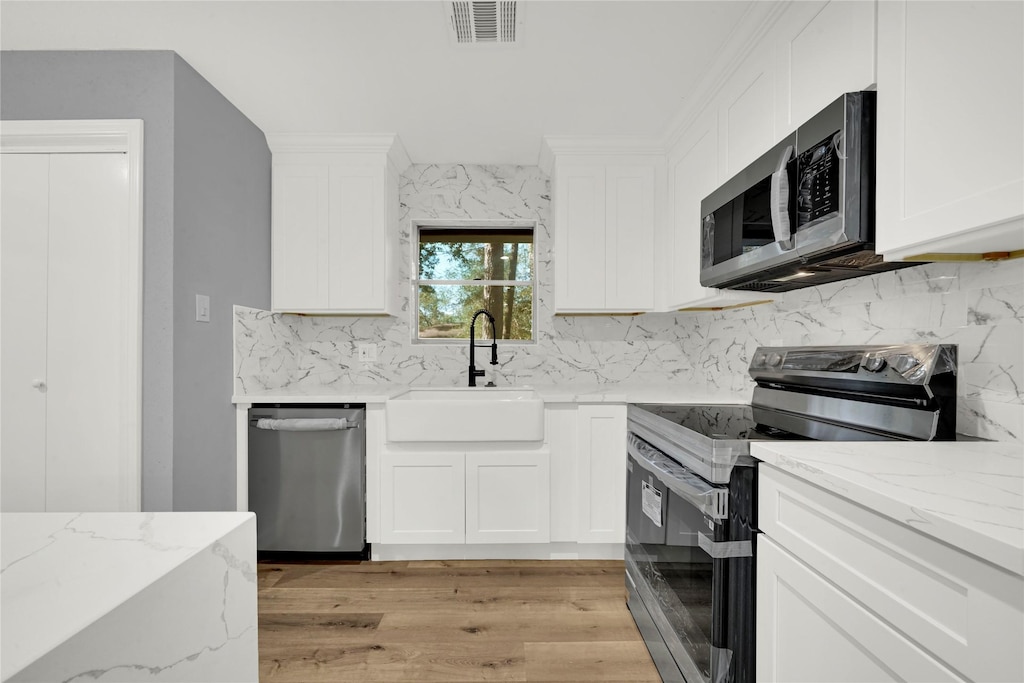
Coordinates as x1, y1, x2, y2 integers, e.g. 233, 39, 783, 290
257, 559, 661, 682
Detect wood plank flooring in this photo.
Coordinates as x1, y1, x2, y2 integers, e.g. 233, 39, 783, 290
257, 560, 661, 682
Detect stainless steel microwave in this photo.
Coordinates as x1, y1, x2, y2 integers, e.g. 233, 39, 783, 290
699, 91, 913, 292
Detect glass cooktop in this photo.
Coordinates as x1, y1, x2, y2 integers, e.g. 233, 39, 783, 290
631, 403, 804, 442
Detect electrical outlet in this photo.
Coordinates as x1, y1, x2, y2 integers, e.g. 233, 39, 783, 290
357, 343, 378, 363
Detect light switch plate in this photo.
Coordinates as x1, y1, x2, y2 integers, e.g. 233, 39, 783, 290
195, 294, 210, 323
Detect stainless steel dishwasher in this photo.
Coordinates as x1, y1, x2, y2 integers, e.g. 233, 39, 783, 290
248, 404, 366, 556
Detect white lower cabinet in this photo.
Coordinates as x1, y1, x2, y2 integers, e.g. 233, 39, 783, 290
757, 537, 963, 683
466, 452, 550, 544
376, 404, 628, 552
379, 451, 465, 544
576, 405, 627, 543
758, 465, 1023, 683
380, 448, 550, 545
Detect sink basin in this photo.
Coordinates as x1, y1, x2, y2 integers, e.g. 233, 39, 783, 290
385, 387, 544, 442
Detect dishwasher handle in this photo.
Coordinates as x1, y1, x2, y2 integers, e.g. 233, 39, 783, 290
253, 417, 358, 432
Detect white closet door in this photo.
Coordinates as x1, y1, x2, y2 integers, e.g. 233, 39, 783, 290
1, 154, 50, 511
45, 153, 130, 511
1, 152, 131, 512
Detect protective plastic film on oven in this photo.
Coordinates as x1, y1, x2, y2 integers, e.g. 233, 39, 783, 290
626, 466, 738, 681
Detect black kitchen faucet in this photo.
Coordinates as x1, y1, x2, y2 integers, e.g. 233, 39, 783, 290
468, 309, 499, 387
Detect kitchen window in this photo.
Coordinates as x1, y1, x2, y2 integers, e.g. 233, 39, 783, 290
414, 225, 534, 341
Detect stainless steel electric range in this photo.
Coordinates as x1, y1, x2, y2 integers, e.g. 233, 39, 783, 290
625, 344, 959, 683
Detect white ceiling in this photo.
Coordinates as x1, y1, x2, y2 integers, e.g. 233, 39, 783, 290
0, 1, 754, 165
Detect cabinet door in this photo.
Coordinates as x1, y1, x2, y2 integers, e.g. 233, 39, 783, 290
576, 405, 626, 543
668, 112, 720, 309
554, 165, 606, 312
605, 165, 655, 311
757, 537, 964, 683
774, 0, 876, 134
1, 154, 49, 511
380, 452, 465, 544
327, 164, 386, 312
876, 0, 1024, 259
760, 464, 1024, 682
719, 41, 777, 179
465, 451, 550, 544
272, 163, 330, 311
545, 405, 579, 542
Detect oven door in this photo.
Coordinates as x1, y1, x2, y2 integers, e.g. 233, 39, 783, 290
626, 434, 756, 683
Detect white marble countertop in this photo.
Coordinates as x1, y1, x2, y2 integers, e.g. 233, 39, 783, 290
752, 441, 1024, 576
232, 381, 750, 406
0, 512, 256, 681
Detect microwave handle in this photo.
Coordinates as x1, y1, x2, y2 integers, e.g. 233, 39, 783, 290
770, 144, 795, 250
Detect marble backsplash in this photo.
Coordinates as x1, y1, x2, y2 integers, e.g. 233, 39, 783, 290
235, 163, 1023, 441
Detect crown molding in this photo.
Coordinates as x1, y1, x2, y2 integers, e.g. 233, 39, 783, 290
0, 119, 141, 153
539, 135, 666, 173
266, 133, 412, 173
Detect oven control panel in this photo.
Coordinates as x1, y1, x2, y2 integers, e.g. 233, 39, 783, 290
749, 344, 956, 385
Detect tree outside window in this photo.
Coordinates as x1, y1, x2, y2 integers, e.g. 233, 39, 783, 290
416, 226, 534, 340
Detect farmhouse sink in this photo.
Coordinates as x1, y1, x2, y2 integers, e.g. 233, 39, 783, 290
385, 387, 544, 442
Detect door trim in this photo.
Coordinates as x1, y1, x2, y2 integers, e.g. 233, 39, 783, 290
1, 119, 144, 512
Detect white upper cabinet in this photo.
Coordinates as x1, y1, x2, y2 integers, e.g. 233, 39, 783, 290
665, 111, 727, 310
269, 135, 409, 314
773, 0, 877, 135
665, 108, 773, 311
546, 147, 662, 314
718, 41, 778, 180
875, 0, 1024, 260
553, 163, 608, 312
661, 0, 877, 311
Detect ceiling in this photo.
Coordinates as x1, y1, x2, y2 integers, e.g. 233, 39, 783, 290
0, 1, 754, 165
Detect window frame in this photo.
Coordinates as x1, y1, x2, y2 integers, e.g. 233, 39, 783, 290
412, 219, 538, 345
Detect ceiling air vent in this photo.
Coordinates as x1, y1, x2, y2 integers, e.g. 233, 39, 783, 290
447, 1, 520, 45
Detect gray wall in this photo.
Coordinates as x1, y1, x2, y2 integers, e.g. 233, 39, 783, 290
1, 50, 271, 510
172, 55, 270, 510
2, 50, 177, 510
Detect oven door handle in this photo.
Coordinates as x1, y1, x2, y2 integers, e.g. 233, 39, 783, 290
628, 435, 729, 520
698, 533, 753, 559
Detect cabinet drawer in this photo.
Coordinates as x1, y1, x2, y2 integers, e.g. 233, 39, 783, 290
757, 536, 964, 683
759, 465, 1023, 683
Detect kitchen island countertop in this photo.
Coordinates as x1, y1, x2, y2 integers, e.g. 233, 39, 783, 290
752, 441, 1024, 577
0, 512, 258, 682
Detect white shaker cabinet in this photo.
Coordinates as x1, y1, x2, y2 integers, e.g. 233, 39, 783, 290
772, 0, 877, 135
465, 451, 550, 544
758, 465, 1023, 683
876, 0, 1024, 260
547, 150, 662, 314
576, 405, 627, 543
662, 0, 876, 311
665, 110, 771, 311
717, 40, 778, 181
269, 135, 410, 314
379, 447, 550, 545
379, 450, 466, 544
758, 537, 963, 683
